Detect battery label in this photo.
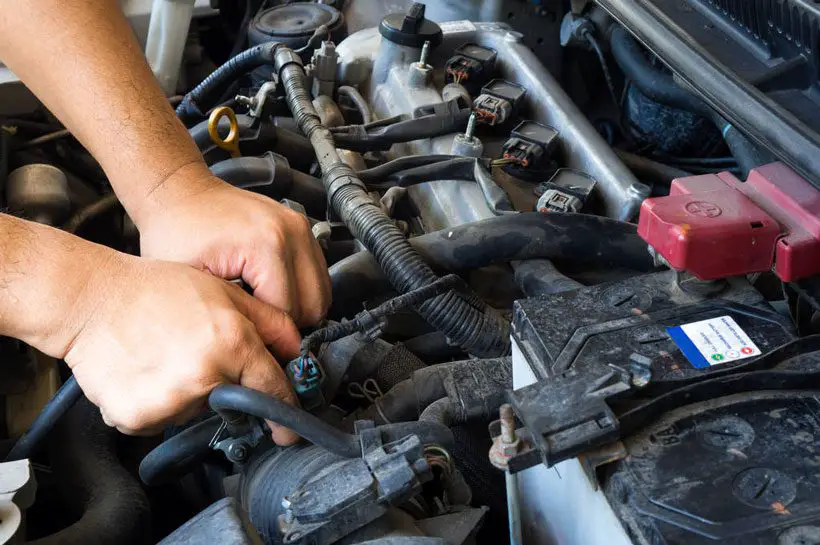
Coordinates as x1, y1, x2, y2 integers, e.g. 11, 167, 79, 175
667, 315, 761, 369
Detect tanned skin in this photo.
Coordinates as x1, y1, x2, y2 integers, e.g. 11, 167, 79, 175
0, 0, 331, 442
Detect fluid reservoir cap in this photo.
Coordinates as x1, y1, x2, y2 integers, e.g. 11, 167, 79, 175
379, 2, 442, 48
248, 3, 344, 48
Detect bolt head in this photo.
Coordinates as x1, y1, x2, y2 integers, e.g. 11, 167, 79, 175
227, 442, 248, 461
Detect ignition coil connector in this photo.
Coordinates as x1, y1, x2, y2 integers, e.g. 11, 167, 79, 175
536, 168, 598, 213
502, 120, 560, 168
473, 79, 526, 126
445, 43, 497, 93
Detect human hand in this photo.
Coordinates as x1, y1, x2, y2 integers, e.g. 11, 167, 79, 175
137, 174, 331, 327
54, 249, 301, 443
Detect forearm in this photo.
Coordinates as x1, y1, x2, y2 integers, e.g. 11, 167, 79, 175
0, 213, 112, 356
0, 0, 212, 225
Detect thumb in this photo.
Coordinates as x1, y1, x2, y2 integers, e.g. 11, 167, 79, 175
238, 340, 300, 446
226, 283, 301, 361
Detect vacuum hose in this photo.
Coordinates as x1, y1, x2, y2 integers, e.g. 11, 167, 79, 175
273, 45, 510, 357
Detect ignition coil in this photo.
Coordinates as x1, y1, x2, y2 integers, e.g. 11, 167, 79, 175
502, 120, 560, 168
536, 169, 597, 213
473, 79, 527, 126
445, 43, 497, 94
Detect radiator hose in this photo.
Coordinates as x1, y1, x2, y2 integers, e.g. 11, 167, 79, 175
273, 45, 510, 357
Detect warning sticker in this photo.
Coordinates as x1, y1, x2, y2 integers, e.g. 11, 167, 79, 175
439, 20, 477, 34
667, 316, 761, 369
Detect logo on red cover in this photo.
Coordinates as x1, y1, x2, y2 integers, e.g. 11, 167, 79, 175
685, 201, 723, 218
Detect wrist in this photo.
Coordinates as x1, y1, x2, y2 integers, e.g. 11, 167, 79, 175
128, 160, 220, 230
0, 214, 121, 357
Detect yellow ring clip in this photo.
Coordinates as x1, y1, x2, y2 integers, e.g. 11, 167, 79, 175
208, 106, 241, 158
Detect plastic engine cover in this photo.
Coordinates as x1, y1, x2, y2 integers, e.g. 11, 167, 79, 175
604, 387, 820, 543
512, 270, 795, 383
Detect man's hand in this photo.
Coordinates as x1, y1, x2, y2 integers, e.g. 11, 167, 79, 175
137, 174, 331, 327
0, 216, 302, 442
62, 250, 301, 443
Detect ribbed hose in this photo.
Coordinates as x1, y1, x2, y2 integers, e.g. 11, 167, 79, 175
176, 42, 278, 124
275, 49, 510, 357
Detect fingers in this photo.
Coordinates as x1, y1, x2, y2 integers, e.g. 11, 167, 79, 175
226, 283, 301, 360
246, 245, 299, 322
293, 238, 332, 326
241, 211, 330, 328
238, 339, 300, 446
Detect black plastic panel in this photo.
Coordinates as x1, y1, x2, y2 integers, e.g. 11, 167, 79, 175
597, 0, 820, 190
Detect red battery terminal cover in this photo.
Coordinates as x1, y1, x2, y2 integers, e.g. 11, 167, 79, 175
637, 162, 820, 282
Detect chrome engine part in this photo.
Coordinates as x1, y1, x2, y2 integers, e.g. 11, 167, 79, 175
336, 20, 649, 229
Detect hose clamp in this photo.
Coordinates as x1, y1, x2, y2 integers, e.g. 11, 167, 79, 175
325, 163, 368, 203
274, 47, 304, 75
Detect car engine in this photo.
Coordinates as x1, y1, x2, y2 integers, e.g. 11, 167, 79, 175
2, 1, 820, 544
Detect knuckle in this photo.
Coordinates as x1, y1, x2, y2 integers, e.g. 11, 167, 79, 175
219, 315, 255, 352
201, 311, 250, 353
293, 213, 312, 236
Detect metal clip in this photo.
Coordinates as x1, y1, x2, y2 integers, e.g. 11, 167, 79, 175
208, 106, 241, 157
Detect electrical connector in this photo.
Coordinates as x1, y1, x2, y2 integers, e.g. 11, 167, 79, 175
536, 169, 597, 213
286, 355, 326, 411
445, 43, 497, 93
502, 120, 560, 168
473, 79, 526, 126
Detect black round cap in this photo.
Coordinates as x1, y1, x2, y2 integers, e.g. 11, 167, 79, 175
379, 2, 442, 48
248, 3, 343, 47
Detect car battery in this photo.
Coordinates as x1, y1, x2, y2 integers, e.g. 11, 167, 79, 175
508, 269, 802, 545
604, 387, 820, 543
512, 269, 795, 388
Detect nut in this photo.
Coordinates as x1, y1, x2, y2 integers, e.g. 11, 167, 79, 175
489, 435, 521, 470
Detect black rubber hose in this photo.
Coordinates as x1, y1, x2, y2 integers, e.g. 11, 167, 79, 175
418, 398, 456, 427
513, 259, 585, 297
176, 42, 279, 125
357, 155, 459, 184
337, 85, 372, 124
365, 157, 483, 189
403, 332, 464, 362
275, 46, 510, 358
208, 385, 361, 458
329, 213, 654, 316
610, 26, 712, 118
208, 152, 325, 216
360, 357, 511, 425
615, 149, 691, 184
63, 194, 121, 235
5, 376, 83, 462
139, 416, 223, 486
32, 397, 151, 545
332, 109, 471, 152
609, 26, 774, 177
717, 120, 777, 177
189, 114, 315, 170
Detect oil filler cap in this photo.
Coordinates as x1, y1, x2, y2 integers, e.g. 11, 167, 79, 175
379, 2, 442, 48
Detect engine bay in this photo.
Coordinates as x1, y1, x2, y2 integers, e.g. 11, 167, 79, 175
2, 1, 820, 544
